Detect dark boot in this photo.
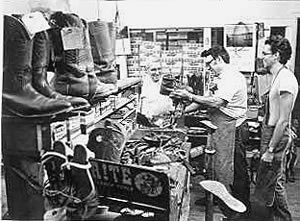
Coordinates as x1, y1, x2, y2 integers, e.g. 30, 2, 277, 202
3, 15, 72, 118
68, 144, 98, 220
87, 119, 125, 162
49, 12, 116, 103
88, 20, 118, 84
81, 18, 117, 101
32, 31, 90, 110
41, 141, 73, 210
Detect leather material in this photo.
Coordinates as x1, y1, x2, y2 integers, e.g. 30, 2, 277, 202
108, 22, 116, 58
69, 144, 98, 220
50, 12, 94, 99
3, 15, 72, 117
87, 120, 125, 162
50, 12, 116, 101
160, 74, 177, 95
32, 31, 90, 109
88, 20, 117, 84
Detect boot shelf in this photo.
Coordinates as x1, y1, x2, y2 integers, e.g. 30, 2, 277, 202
50, 78, 141, 144
116, 78, 142, 92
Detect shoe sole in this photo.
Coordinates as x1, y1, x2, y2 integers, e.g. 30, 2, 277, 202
199, 180, 246, 213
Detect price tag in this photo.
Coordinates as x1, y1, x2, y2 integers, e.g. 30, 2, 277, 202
21, 12, 50, 37
60, 27, 84, 50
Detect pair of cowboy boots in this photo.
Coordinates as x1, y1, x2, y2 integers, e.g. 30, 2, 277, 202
3, 15, 89, 118
49, 12, 117, 104
42, 141, 98, 220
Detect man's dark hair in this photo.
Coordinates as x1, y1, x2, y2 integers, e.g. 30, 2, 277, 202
201, 45, 230, 64
265, 35, 292, 65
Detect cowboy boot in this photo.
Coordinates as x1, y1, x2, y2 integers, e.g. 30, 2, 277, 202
49, 12, 116, 103
3, 15, 72, 118
88, 20, 118, 84
68, 144, 98, 220
87, 119, 125, 162
108, 22, 116, 59
32, 30, 90, 110
81, 18, 117, 101
41, 141, 73, 210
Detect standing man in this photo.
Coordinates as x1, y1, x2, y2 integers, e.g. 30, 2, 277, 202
255, 36, 298, 221
170, 45, 249, 220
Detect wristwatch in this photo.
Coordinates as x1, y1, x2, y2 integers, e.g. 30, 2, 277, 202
188, 94, 193, 102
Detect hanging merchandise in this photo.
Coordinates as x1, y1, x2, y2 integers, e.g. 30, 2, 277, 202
2, 15, 73, 118
88, 20, 118, 84
21, 11, 50, 38
115, 2, 131, 56
60, 27, 84, 50
49, 12, 116, 104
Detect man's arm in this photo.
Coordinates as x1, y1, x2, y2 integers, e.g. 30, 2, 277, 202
268, 91, 294, 152
184, 102, 201, 113
189, 93, 227, 109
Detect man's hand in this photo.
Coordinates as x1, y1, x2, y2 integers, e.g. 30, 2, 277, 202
261, 150, 274, 163
170, 89, 191, 100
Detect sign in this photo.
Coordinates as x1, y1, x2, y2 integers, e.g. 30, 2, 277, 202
224, 24, 257, 72
60, 27, 84, 50
90, 159, 170, 211
21, 11, 50, 38
116, 26, 131, 55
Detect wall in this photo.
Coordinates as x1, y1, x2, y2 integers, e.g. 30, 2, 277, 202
2, 0, 300, 70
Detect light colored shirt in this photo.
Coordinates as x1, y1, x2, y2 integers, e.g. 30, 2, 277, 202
141, 73, 174, 118
214, 65, 248, 126
268, 67, 298, 126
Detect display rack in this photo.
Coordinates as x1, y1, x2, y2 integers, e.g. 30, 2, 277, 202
1, 77, 142, 220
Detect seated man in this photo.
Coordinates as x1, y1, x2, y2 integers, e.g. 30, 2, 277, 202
138, 63, 174, 126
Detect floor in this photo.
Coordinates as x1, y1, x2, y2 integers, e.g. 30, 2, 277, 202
1, 152, 300, 221
188, 156, 300, 221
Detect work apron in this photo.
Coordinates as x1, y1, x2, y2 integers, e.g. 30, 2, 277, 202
209, 108, 236, 190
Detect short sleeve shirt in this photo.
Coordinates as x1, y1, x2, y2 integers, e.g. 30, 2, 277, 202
268, 67, 299, 126
214, 66, 248, 124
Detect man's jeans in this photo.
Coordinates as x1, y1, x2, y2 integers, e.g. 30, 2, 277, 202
255, 125, 292, 221
232, 121, 251, 212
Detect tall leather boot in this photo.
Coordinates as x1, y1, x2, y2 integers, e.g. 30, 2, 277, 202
81, 19, 117, 101
49, 12, 116, 103
88, 20, 118, 84
32, 30, 90, 110
68, 144, 98, 220
3, 15, 72, 118
108, 22, 116, 59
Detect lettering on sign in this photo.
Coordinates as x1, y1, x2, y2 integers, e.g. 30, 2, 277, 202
91, 161, 163, 197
